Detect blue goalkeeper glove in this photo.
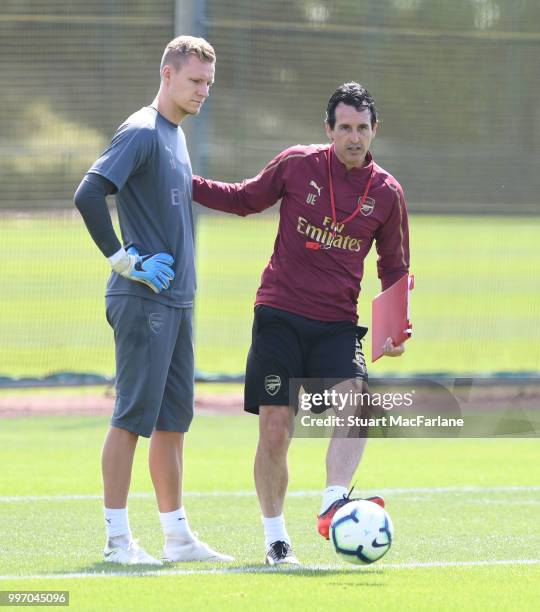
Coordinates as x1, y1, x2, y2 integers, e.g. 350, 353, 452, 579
108, 246, 175, 294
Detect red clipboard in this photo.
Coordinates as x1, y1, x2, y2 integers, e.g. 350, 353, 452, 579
371, 274, 414, 362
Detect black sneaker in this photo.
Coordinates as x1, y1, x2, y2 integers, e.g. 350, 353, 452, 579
265, 540, 300, 566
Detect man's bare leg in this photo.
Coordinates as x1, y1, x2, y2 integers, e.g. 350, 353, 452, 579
149, 431, 195, 540
102, 426, 138, 508
150, 430, 234, 561
101, 426, 163, 564
326, 379, 369, 487
255, 405, 299, 562
102, 426, 155, 560
149, 431, 184, 512
318, 380, 378, 539
254, 405, 294, 517
325, 436, 367, 487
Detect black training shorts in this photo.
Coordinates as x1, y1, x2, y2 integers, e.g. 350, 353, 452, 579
244, 305, 368, 414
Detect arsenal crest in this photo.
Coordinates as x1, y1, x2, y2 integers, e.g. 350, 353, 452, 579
264, 374, 281, 396
360, 196, 375, 216
148, 312, 164, 334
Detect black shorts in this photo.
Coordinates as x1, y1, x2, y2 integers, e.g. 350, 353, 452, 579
244, 305, 368, 414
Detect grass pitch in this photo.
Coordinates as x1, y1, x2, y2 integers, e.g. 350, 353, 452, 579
0, 414, 539, 610
1, 212, 539, 379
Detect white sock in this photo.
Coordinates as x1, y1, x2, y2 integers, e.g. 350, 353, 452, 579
104, 507, 131, 545
159, 507, 195, 543
320, 486, 349, 514
262, 514, 290, 548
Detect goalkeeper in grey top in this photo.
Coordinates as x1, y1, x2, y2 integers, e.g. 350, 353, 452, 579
74, 35, 232, 565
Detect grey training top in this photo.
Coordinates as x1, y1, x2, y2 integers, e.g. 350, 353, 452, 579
89, 106, 195, 307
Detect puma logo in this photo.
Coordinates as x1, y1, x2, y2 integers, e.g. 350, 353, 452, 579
309, 180, 323, 195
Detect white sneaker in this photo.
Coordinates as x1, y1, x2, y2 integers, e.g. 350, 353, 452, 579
163, 536, 234, 563
104, 539, 163, 566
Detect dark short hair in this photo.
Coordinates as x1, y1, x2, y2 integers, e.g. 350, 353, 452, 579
325, 82, 377, 129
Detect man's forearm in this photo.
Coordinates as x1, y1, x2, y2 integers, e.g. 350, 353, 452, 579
74, 173, 122, 257
193, 175, 278, 217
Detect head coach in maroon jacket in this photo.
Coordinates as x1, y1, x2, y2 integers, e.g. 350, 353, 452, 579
193, 82, 410, 565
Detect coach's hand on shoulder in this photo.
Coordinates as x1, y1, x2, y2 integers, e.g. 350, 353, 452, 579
382, 337, 405, 357
108, 246, 175, 294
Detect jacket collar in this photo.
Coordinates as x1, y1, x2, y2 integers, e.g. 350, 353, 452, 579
329, 144, 374, 181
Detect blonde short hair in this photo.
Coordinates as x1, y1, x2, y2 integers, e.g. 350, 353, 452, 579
160, 35, 215, 73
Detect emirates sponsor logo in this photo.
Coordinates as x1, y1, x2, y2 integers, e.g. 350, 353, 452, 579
297, 215, 362, 252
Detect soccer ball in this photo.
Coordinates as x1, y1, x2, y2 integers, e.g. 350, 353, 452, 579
330, 499, 393, 565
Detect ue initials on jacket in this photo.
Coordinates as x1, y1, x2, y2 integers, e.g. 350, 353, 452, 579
193, 143, 410, 324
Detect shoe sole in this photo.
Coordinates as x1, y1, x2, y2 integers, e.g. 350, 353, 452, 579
104, 558, 163, 566
163, 556, 234, 563
265, 556, 301, 566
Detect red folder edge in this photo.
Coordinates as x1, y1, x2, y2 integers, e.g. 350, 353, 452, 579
371, 274, 414, 363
